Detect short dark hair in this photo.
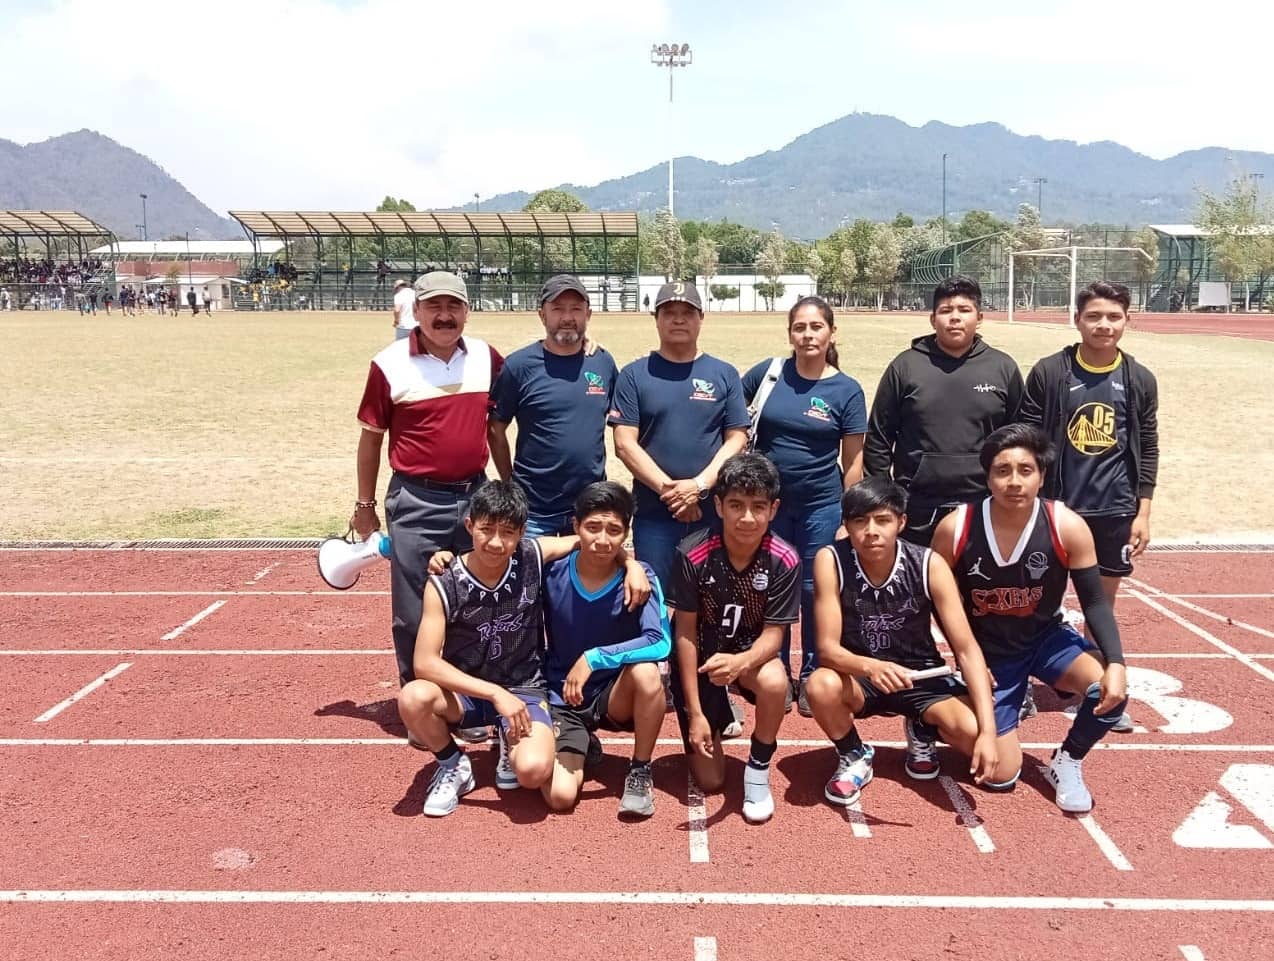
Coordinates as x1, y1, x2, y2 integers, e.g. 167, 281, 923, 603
931, 275, 982, 312
573, 481, 633, 527
467, 480, 529, 528
979, 423, 1056, 474
1075, 280, 1131, 315
840, 476, 908, 523
787, 295, 840, 369
715, 451, 781, 502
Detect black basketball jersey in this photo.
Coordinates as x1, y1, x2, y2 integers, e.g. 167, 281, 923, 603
951, 497, 1070, 660
669, 528, 800, 661
829, 538, 942, 671
1060, 354, 1135, 517
430, 538, 545, 688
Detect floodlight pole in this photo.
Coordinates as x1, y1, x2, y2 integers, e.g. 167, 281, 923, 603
650, 42, 693, 217
941, 153, 947, 245
1030, 177, 1047, 220
139, 193, 148, 241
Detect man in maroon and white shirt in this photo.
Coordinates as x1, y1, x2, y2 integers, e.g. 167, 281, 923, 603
352, 271, 504, 688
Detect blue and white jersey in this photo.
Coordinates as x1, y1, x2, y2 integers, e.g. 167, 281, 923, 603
542, 553, 671, 706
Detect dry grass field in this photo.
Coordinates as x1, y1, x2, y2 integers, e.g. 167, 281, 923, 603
2, 308, 1271, 541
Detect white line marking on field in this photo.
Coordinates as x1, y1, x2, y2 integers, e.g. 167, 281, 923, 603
0, 591, 386, 597
1126, 589, 1274, 684
1125, 653, 1230, 660
937, 775, 994, 853
1167, 594, 1274, 599
245, 562, 280, 585
0, 649, 390, 656
32, 663, 132, 723
687, 774, 709, 864
1078, 815, 1135, 871
693, 936, 717, 961
843, 796, 871, 838
1179, 947, 1206, 961
1148, 589, 1274, 642
160, 601, 227, 640
2, 737, 1273, 751
1, 890, 1272, 910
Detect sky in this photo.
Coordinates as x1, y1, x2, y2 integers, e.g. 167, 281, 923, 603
3, 0, 1271, 215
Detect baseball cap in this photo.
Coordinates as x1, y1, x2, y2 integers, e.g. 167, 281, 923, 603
653, 280, 703, 313
539, 274, 589, 305
413, 271, 468, 304
393, 278, 408, 289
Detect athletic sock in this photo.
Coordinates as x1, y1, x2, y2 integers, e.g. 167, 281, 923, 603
832, 728, 864, 757
910, 718, 940, 742
629, 759, 652, 774
1060, 681, 1128, 760
747, 736, 777, 771
434, 739, 461, 766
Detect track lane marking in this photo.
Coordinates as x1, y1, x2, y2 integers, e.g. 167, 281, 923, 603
843, 795, 871, 838
1125, 589, 1274, 684
1, 890, 1272, 910
1134, 580, 1274, 642
937, 775, 994, 853
1178, 948, 1206, 960
32, 662, 132, 723
1078, 815, 1134, 871
160, 601, 227, 640
0, 590, 386, 597
0, 649, 392, 656
687, 774, 709, 863
693, 936, 717, 961
246, 562, 281, 585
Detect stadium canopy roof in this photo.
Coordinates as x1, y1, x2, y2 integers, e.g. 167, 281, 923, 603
1151, 223, 1274, 238
89, 240, 284, 257
0, 210, 114, 238
229, 210, 638, 240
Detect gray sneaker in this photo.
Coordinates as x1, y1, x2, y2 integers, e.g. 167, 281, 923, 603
797, 680, 813, 718
1111, 711, 1136, 733
1019, 687, 1038, 723
618, 764, 655, 818
422, 754, 475, 817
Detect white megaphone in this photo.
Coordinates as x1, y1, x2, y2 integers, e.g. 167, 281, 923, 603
317, 530, 391, 590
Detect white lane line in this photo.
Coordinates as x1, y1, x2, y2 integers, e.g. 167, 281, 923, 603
1178, 947, 1206, 961
0, 591, 386, 597
1167, 594, 1274, 599
1125, 653, 1230, 660
687, 774, 710, 864
937, 775, 995, 853
32, 663, 132, 723
0, 649, 390, 656
3, 737, 1274, 751
2, 890, 1272, 910
246, 562, 281, 585
1078, 815, 1135, 871
693, 936, 717, 961
1152, 591, 1274, 641
160, 601, 227, 640
843, 796, 871, 838
1126, 589, 1274, 684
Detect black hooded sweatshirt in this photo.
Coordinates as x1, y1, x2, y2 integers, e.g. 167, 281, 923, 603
865, 334, 1023, 508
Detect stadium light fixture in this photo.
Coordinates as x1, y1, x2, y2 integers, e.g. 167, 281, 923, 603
650, 40, 693, 217
139, 193, 148, 241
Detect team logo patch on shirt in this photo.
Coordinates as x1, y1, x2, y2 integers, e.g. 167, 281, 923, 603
1068, 402, 1117, 454
973, 383, 998, 393
971, 586, 1043, 618
690, 379, 717, 401
804, 397, 832, 421
584, 371, 607, 396
1025, 551, 1049, 581
751, 571, 769, 591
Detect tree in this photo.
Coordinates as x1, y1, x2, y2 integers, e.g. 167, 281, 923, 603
1197, 175, 1274, 311
892, 212, 915, 229
805, 245, 824, 294
648, 209, 687, 280
830, 247, 858, 305
689, 236, 720, 297
863, 224, 902, 310
754, 228, 787, 310
954, 209, 1010, 243
709, 284, 740, 308
1132, 227, 1160, 302
1009, 203, 1047, 309
523, 189, 587, 213
754, 281, 786, 310
706, 220, 764, 266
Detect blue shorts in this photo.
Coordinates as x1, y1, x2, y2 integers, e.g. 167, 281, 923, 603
453, 685, 552, 733
985, 624, 1096, 736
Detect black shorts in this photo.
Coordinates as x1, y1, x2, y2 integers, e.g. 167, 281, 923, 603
852, 673, 968, 721
898, 502, 960, 549
670, 661, 767, 750
1084, 514, 1134, 578
551, 673, 633, 756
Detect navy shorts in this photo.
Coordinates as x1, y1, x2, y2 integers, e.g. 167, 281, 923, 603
985, 623, 1096, 736
453, 685, 552, 733
852, 673, 968, 721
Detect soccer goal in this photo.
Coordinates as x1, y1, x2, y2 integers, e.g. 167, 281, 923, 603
1007, 245, 1154, 322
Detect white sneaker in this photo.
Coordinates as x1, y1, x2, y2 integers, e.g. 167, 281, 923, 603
1045, 748, 1093, 813
494, 727, 518, 791
422, 754, 475, 817
742, 764, 774, 823
723, 696, 745, 739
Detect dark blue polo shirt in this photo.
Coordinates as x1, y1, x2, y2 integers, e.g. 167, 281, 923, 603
492, 343, 617, 517
608, 352, 750, 519
742, 358, 868, 507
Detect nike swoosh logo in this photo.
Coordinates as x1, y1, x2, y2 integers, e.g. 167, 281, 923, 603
1069, 384, 1085, 391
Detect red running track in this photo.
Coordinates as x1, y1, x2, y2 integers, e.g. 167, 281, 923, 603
1, 547, 1272, 960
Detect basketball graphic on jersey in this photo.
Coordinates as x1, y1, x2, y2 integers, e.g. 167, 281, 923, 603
1025, 551, 1049, 580
1067, 402, 1116, 454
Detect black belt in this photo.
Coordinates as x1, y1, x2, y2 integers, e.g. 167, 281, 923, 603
396, 472, 484, 493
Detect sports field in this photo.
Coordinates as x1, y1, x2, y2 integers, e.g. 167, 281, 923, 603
3, 308, 1271, 542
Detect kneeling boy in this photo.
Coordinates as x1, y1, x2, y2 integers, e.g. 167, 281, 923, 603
670, 451, 800, 824
542, 482, 672, 817
807, 477, 998, 806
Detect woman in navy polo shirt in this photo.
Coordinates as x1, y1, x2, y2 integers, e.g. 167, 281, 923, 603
741, 296, 867, 715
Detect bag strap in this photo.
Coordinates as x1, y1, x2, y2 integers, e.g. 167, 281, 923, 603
748, 356, 785, 441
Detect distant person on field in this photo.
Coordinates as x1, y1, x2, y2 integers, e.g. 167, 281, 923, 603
865, 275, 1023, 547
0, 287, 9, 311
391, 278, 417, 341
187, 288, 198, 315
1017, 280, 1157, 727
203, 286, 212, 314
489, 274, 617, 536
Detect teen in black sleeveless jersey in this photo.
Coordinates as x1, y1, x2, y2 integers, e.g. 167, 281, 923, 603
400, 481, 651, 817
807, 477, 997, 806
670, 452, 800, 824
933, 425, 1128, 812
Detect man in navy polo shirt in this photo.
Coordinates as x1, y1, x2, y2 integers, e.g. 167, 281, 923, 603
488, 274, 617, 537
609, 281, 750, 591
352, 271, 504, 692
